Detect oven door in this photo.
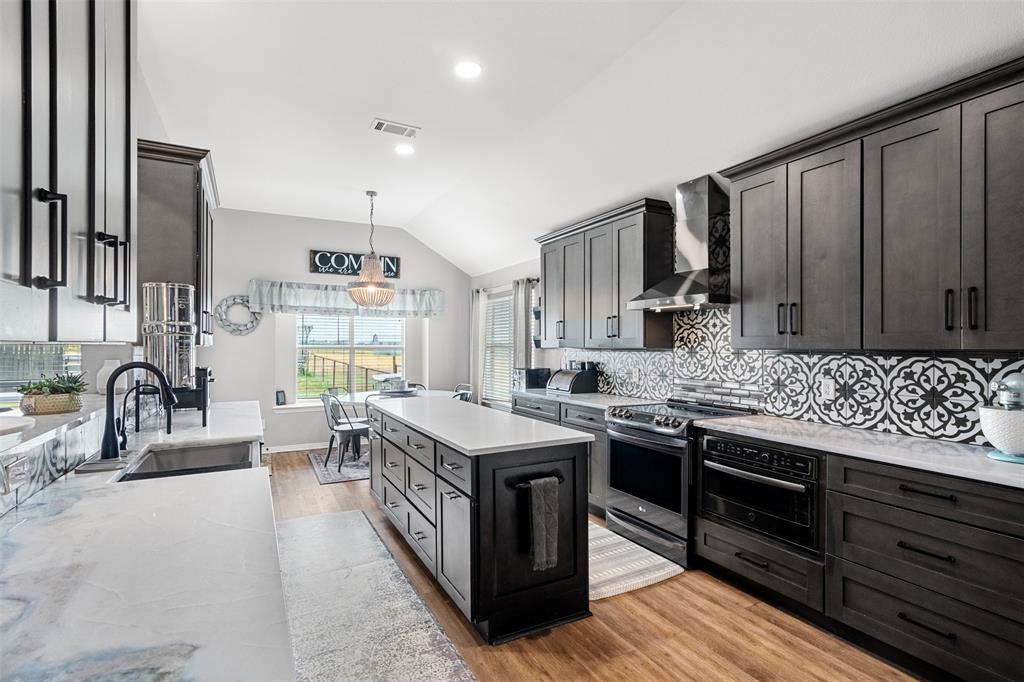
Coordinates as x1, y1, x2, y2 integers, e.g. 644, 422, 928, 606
606, 428, 689, 539
700, 453, 818, 551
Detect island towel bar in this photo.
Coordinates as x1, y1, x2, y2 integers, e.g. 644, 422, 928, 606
507, 472, 565, 490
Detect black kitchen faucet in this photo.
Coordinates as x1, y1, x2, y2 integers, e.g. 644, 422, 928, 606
99, 361, 178, 459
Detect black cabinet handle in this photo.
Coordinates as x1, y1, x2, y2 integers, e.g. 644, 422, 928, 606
896, 540, 955, 563
611, 315, 618, 338
605, 316, 612, 338
93, 232, 119, 304
777, 303, 786, 334
557, 320, 564, 339
897, 611, 957, 640
116, 240, 130, 308
967, 286, 979, 330
944, 289, 955, 331
734, 551, 769, 570
898, 483, 957, 504
789, 302, 798, 335
33, 188, 68, 289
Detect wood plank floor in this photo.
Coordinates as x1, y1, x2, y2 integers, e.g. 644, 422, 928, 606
269, 451, 913, 681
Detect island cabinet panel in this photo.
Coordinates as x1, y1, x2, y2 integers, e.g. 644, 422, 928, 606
407, 503, 437, 577
405, 456, 436, 522
437, 444, 473, 496
380, 438, 405, 489
961, 81, 1024, 349
436, 476, 473, 619
368, 432, 383, 501
863, 107, 962, 350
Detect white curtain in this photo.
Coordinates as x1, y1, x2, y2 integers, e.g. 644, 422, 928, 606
511, 278, 535, 369
469, 288, 488, 404
248, 279, 444, 318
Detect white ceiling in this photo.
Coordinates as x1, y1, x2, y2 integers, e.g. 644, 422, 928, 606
139, 1, 1024, 277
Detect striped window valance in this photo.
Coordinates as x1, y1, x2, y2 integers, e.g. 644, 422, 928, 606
247, 280, 444, 318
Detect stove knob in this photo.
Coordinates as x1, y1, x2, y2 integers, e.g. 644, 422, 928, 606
624, 411, 633, 419
671, 418, 683, 428
760, 453, 770, 462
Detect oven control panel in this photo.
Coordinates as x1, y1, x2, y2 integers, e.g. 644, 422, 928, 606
703, 437, 817, 479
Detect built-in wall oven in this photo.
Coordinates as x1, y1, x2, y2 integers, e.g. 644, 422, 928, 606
699, 435, 823, 553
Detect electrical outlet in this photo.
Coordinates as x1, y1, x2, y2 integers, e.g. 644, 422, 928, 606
819, 377, 837, 401
632, 368, 642, 382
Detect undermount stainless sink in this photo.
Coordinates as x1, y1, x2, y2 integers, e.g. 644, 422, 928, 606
117, 442, 253, 482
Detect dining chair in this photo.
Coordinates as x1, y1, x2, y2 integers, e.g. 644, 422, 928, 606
320, 393, 370, 471
452, 383, 474, 402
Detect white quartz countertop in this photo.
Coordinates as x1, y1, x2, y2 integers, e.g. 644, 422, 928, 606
372, 396, 594, 456
0, 467, 295, 680
694, 414, 1024, 490
0, 393, 106, 453
512, 389, 646, 410
116, 400, 264, 459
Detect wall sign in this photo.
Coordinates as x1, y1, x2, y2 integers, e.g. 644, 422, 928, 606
309, 250, 400, 278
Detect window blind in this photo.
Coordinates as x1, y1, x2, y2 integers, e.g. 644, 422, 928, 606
296, 314, 404, 398
483, 292, 513, 403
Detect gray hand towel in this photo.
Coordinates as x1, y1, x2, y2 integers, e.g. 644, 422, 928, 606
528, 476, 559, 571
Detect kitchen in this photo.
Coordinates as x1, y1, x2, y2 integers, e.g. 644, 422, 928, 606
2, 2, 1023, 681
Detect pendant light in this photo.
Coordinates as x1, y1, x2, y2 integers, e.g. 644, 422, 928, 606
347, 190, 395, 307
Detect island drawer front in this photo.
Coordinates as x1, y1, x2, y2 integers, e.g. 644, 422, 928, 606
381, 438, 406, 489
381, 415, 406, 442
511, 395, 560, 421
403, 429, 436, 471
382, 478, 408, 533
437, 443, 473, 496
560, 403, 605, 430
367, 405, 383, 434
826, 556, 1024, 682
695, 516, 824, 611
828, 455, 1024, 538
407, 503, 437, 576
828, 491, 1024, 621
405, 456, 436, 523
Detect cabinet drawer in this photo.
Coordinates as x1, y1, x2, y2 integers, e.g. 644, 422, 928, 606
367, 405, 383, 434
828, 455, 1024, 538
560, 403, 605, 430
381, 438, 405, 489
405, 456, 436, 524
403, 428, 435, 471
381, 478, 407, 533
826, 556, 1024, 682
695, 516, 824, 611
437, 443, 473, 496
381, 414, 406, 442
407, 503, 437, 576
828, 491, 1024, 622
511, 395, 560, 421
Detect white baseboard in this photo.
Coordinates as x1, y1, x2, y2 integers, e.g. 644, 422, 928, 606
263, 441, 329, 454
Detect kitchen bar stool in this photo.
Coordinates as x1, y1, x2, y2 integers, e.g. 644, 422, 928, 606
320, 393, 370, 471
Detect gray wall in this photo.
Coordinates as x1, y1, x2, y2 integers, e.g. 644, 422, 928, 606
197, 208, 471, 449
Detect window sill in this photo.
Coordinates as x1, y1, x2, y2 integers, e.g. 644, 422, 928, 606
481, 399, 511, 412
272, 401, 323, 414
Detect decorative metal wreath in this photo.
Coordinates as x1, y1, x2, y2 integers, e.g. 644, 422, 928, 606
214, 295, 262, 336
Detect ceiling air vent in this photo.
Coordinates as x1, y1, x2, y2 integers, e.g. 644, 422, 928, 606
370, 118, 421, 139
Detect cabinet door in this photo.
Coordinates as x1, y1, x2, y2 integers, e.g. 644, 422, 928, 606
539, 242, 562, 347
0, 0, 49, 341
436, 478, 472, 619
54, 0, 103, 341
100, 0, 136, 342
368, 432, 382, 501
588, 431, 608, 514
583, 224, 614, 349
560, 234, 585, 348
730, 165, 788, 349
786, 142, 862, 350
864, 108, 961, 350
962, 82, 1024, 350
611, 214, 646, 348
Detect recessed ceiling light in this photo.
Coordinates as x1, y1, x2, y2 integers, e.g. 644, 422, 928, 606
454, 61, 482, 79
395, 144, 415, 156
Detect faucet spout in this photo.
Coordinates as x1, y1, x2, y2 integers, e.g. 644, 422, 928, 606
100, 361, 178, 460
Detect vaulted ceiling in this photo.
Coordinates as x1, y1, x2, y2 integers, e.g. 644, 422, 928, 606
139, 1, 1024, 277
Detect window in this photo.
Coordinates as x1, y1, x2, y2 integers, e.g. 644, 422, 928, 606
0, 344, 82, 409
482, 292, 513, 404
296, 314, 404, 399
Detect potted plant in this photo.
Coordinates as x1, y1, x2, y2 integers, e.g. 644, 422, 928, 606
18, 372, 88, 415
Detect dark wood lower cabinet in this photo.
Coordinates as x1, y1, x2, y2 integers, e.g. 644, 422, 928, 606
372, 409, 590, 644
368, 433, 382, 501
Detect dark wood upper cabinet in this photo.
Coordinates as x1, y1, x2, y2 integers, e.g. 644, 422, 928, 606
786, 142, 862, 350
730, 165, 788, 350
539, 242, 562, 347
611, 213, 674, 349
962, 82, 1024, 350
538, 234, 584, 348
583, 224, 614, 349
863, 107, 961, 350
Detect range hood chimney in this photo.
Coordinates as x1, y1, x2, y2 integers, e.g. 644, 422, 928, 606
626, 175, 730, 312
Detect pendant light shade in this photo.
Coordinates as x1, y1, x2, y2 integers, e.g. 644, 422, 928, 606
347, 190, 395, 307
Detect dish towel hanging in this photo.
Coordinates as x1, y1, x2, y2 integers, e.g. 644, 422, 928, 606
528, 476, 560, 571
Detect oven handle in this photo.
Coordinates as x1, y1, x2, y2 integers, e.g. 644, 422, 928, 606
607, 427, 692, 452
702, 460, 807, 492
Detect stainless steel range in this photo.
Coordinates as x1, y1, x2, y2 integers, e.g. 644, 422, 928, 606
604, 401, 751, 567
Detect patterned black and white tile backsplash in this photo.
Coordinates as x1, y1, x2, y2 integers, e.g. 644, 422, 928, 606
560, 308, 1024, 446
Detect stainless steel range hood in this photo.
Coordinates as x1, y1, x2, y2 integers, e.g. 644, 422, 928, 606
627, 175, 730, 312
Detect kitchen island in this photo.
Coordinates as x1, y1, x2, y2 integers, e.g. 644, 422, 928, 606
366, 396, 594, 644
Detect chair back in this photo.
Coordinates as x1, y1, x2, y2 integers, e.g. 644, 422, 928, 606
320, 393, 357, 430
452, 383, 474, 402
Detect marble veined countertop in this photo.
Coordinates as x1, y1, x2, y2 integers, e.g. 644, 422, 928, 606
0, 394, 107, 454
0, 401, 295, 680
373, 396, 593, 456
512, 389, 649, 410
694, 414, 1024, 490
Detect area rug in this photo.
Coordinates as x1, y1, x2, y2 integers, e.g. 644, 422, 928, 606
589, 522, 684, 600
276, 510, 475, 682
306, 442, 369, 484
